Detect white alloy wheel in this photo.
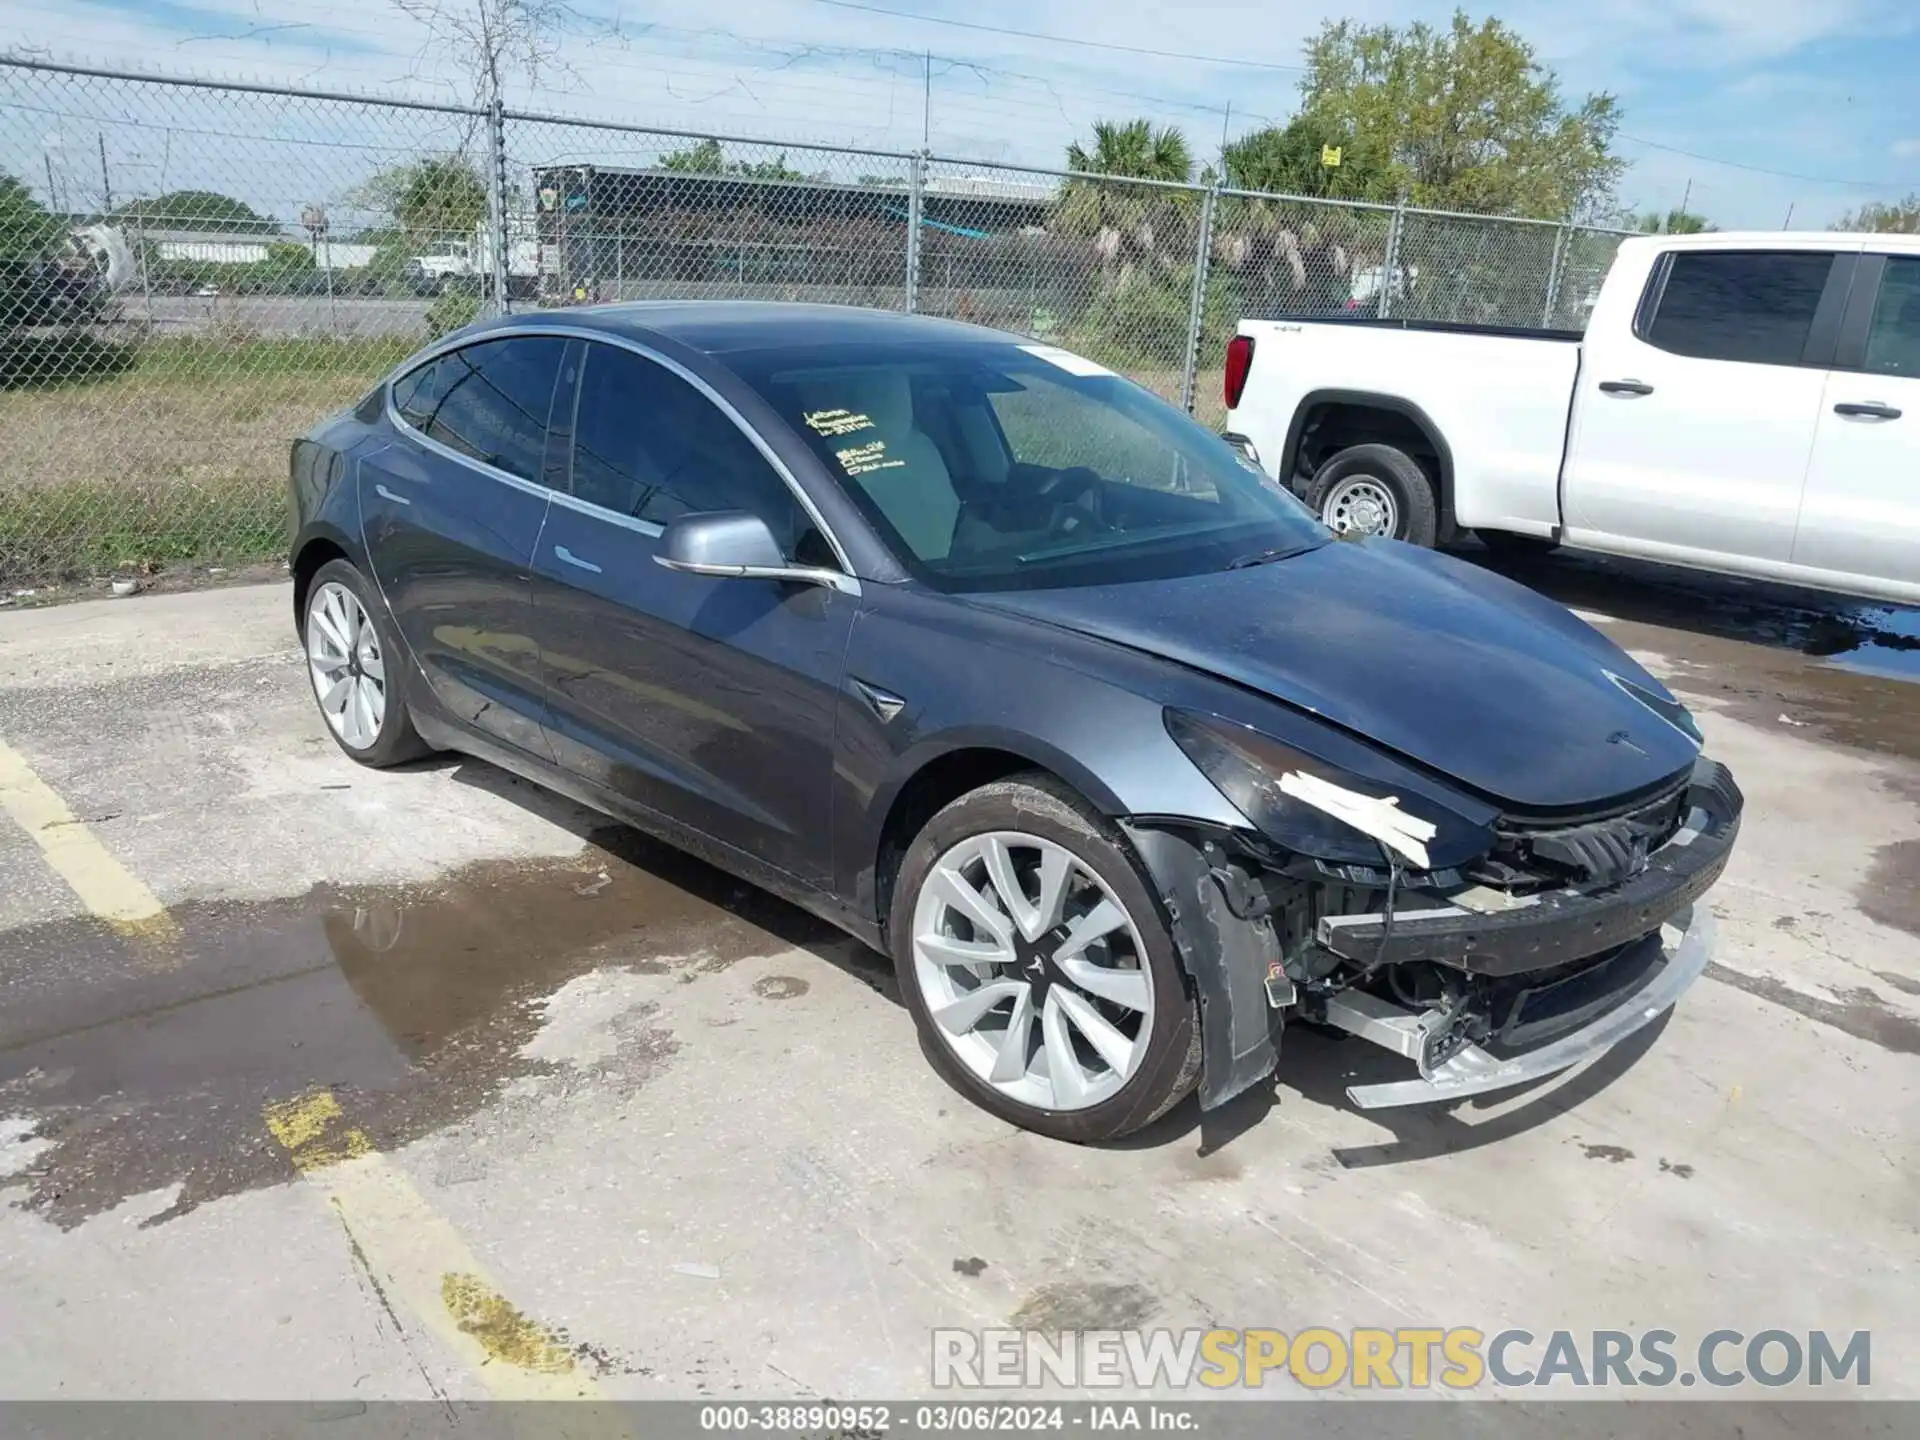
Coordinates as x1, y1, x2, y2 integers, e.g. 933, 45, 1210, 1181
911, 830, 1156, 1112
306, 580, 388, 751
1320, 474, 1400, 536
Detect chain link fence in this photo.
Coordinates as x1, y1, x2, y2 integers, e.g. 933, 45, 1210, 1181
0, 56, 1636, 590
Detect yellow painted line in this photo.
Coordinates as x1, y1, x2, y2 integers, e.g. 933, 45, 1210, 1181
265, 1089, 606, 1402
0, 738, 180, 949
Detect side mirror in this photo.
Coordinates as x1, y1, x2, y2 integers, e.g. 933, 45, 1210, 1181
654, 511, 855, 594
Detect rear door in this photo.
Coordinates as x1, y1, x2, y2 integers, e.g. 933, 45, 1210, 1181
529, 339, 857, 886
1793, 253, 1920, 594
1561, 245, 1857, 565
360, 335, 567, 758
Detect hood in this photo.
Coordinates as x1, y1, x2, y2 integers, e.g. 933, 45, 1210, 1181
967, 538, 1699, 813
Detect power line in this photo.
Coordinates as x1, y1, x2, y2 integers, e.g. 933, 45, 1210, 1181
1618, 133, 1900, 192
798, 0, 1307, 73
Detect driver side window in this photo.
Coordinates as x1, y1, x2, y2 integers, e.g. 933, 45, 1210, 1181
569, 342, 823, 559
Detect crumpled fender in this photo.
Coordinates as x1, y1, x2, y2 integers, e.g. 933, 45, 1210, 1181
1121, 821, 1283, 1109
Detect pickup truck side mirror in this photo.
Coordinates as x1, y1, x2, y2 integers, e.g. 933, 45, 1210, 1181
654, 511, 856, 594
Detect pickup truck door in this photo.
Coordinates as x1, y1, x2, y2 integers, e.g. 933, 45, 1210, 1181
1792, 254, 1920, 592
1561, 246, 1859, 565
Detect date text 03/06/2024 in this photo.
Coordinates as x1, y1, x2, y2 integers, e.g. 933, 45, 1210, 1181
697, 1405, 1196, 1433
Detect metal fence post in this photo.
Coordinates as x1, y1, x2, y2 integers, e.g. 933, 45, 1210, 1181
1180, 185, 1218, 416
905, 150, 926, 313
1378, 191, 1406, 319
486, 96, 510, 315
1542, 222, 1571, 327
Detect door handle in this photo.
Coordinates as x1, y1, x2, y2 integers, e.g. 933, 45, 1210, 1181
1833, 401, 1902, 420
373, 483, 412, 506
1598, 379, 1654, 397
553, 544, 602, 574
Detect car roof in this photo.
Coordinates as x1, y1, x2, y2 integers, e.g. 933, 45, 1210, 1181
485, 300, 1015, 355
1621, 230, 1920, 254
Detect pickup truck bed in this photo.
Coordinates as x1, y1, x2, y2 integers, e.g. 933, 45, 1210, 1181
1222, 232, 1920, 605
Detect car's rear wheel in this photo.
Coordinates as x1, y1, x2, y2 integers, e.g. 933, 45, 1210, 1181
1305, 442, 1438, 546
303, 558, 430, 767
890, 774, 1200, 1143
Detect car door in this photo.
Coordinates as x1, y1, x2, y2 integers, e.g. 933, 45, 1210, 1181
360, 334, 568, 759
1561, 246, 1857, 565
529, 338, 857, 886
1793, 253, 1920, 592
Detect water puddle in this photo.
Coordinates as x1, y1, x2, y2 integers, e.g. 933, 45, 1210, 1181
0, 828, 863, 1230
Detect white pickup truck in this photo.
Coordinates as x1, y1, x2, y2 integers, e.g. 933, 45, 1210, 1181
1222, 231, 1920, 604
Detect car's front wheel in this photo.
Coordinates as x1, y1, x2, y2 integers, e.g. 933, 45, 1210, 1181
890, 775, 1200, 1143
303, 558, 431, 767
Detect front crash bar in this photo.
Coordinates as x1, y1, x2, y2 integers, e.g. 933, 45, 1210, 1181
1322, 905, 1713, 1110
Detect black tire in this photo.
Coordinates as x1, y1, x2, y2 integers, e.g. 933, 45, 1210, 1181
1476, 529, 1560, 558
302, 558, 432, 768
889, 773, 1201, 1144
1304, 442, 1439, 547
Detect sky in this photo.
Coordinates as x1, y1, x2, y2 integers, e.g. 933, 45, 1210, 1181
2, 0, 1917, 230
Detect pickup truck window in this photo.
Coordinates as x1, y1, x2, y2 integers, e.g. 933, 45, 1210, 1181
1644, 251, 1834, 366
1864, 257, 1920, 378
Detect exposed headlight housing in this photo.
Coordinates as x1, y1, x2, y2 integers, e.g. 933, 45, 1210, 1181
1165, 709, 1495, 872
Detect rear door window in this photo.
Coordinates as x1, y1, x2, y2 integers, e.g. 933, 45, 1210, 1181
391, 336, 566, 484
1863, 256, 1920, 378
1643, 251, 1835, 366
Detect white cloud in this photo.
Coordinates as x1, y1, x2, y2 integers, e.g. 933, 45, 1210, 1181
1893, 138, 1920, 159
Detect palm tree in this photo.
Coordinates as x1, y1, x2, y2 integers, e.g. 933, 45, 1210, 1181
1067, 120, 1193, 183
1057, 119, 1197, 290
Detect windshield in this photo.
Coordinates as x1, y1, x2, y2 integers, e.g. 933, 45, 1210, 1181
728, 337, 1327, 592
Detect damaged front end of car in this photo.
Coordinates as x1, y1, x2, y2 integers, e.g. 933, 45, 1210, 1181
1123, 709, 1742, 1112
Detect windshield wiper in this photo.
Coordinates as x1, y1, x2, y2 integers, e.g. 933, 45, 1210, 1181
1226, 545, 1305, 570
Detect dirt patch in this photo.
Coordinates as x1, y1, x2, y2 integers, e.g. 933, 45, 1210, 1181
1011, 1281, 1159, 1331
1706, 964, 1920, 1056
1859, 840, 1920, 939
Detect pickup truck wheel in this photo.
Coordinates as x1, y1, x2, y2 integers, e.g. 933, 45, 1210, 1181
1306, 443, 1438, 547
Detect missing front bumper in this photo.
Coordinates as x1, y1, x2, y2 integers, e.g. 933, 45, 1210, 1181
1322, 906, 1713, 1109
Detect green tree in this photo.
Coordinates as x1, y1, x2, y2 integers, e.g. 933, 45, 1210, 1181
1220, 115, 1383, 199
1067, 119, 1193, 183
350, 159, 486, 245
1296, 10, 1624, 219
1836, 194, 1920, 233
1632, 207, 1716, 234
1, 172, 64, 260
660, 139, 726, 174
113, 189, 275, 233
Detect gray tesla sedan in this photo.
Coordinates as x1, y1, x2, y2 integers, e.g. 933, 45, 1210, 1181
289, 303, 1740, 1142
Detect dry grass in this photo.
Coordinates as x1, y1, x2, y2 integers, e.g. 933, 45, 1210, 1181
0, 339, 400, 585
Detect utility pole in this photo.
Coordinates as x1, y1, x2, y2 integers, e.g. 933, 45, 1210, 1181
922, 50, 932, 149
1680, 177, 1691, 215
1219, 102, 1231, 176
98, 133, 112, 215
43, 152, 61, 215
1782, 202, 1795, 230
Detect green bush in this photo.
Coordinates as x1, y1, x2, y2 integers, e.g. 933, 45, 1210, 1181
425, 289, 482, 339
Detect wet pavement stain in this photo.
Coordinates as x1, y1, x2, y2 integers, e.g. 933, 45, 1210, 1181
751, 976, 810, 1001
1859, 840, 1920, 939
0, 827, 850, 1230
952, 1257, 988, 1277
1874, 969, 1920, 998
1705, 964, 1920, 1056
1659, 1158, 1695, 1180
1011, 1281, 1160, 1331
1580, 1143, 1634, 1164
